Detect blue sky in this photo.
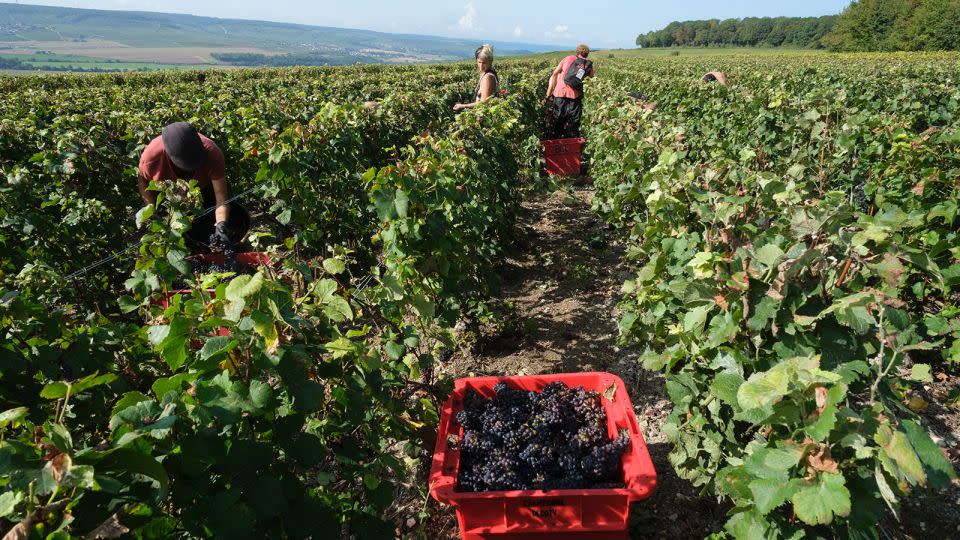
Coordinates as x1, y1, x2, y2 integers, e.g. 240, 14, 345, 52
16, 0, 852, 48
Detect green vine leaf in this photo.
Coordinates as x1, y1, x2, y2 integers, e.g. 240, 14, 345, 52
908, 364, 932, 383
749, 477, 798, 514
791, 473, 851, 525
709, 372, 744, 407
901, 420, 956, 488
225, 272, 264, 303
0, 491, 23, 519
875, 423, 927, 486
738, 362, 791, 411
744, 447, 801, 481
322, 258, 346, 275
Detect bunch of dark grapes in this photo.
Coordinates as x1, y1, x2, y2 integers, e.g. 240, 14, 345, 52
853, 182, 871, 213
179, 250, 250, 289
191, 255, 240, 275
455, 381, 631, 492
202, 232, 239, 273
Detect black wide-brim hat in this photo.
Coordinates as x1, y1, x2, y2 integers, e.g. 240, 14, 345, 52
162, 122, 206, 172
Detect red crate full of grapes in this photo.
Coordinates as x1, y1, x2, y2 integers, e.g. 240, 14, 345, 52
429, 372, 657, 540
542, 137, 586, 176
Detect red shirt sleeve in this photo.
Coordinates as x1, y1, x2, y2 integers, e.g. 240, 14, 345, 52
200, 136, 226, 180
138, 136, 165, 182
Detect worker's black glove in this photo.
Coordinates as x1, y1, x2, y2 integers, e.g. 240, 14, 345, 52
208, 221, 232, 252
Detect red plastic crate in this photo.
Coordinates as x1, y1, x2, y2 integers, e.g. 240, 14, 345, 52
151, 252, 274, 309
153, 289, 216, 310
149, 252, 274, 345
194, 252, 273, 267
429, 372, 657, 540
542, 138, 586, 176
150, 289, 228, 349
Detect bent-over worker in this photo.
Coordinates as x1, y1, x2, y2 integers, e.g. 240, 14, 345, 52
138, 122, 237, 249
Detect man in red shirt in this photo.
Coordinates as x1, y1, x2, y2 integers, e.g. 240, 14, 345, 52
545, 44, 594, 139
138, 122, 233, 247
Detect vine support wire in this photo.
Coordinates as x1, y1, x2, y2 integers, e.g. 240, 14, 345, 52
63, 183, 265, 281
60, 181, 390, 296
355, 261, 385, 293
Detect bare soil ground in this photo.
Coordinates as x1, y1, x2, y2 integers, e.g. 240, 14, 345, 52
398, 184, 960, 540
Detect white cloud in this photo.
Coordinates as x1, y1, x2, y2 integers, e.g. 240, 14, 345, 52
513, 25, 524, 38
457, 1, 481, 32
544, 24, 572, 40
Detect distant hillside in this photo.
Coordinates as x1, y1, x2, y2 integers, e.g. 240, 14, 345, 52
0, 2, 559, 66
636, 16, 838, 49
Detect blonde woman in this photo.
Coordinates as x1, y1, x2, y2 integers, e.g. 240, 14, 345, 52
453, 45, 499, 111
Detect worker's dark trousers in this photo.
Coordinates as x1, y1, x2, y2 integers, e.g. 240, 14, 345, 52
549, 96, 583, 139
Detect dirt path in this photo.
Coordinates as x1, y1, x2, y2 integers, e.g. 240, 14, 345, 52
416, 185, 727, 539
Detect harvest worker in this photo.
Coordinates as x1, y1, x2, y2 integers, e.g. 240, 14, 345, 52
453, 44, 499, 112
627, 92, 657, 111
545, 44, 594, 139
702, 71, 728, 85
138, 122, 244, 249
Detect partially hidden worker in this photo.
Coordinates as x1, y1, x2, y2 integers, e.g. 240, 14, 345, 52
545, 44, 594, 139
702, 71, 728, 85
137, 122, 241, 249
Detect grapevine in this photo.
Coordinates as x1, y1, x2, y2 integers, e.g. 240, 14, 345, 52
1, 52, 958, 540
584, 52, 960, 538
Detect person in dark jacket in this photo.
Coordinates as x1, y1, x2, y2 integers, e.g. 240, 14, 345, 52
545, 44, 594, 139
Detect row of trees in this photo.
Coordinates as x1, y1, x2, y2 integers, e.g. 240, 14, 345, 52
635, 16, 838, 49
0, 57, 27, 69
211, 52, 335, 67
824, 0, 960, 51
637, 0, 960, 51
0, 57, 155, 73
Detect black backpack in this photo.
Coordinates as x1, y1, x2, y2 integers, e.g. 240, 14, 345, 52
563, 57, 592, 92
